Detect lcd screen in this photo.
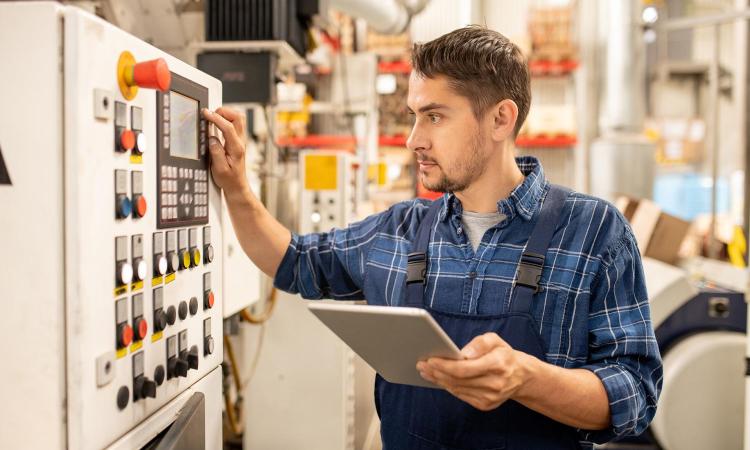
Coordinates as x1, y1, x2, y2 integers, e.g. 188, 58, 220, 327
169, 92, 199, 160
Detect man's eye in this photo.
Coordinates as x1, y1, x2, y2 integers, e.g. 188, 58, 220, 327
429, 114, 441, 124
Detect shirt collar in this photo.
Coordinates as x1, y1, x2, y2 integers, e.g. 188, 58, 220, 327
438, 156, 547, 223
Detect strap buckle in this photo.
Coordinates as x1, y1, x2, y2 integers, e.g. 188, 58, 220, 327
515, 252, 544, 293
406, 252, 427, 285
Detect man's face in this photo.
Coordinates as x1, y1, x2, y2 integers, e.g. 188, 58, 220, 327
406, 74, 491, 193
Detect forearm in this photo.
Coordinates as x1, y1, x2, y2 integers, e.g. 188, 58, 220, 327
514, 352, 610, 430
224, 187, 291, 278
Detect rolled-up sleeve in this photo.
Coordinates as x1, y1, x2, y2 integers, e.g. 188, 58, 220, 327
579, 232, 663, 443
273, 211, 386, 300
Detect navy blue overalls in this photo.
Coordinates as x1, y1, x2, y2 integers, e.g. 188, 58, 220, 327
373, 185, 583, 450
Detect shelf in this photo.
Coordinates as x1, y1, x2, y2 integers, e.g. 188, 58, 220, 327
378, 61, 411, 74
276, 135, 356, 149
516, 135, 577, 148
379, 135, 408, 147
528, 60, 579, 76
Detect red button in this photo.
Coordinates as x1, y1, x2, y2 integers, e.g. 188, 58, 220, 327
120, 129, 135, 151
133, 58, 171, 91
135, 195, 147, 218
206, 291, 215, 309
119, 324, 133, 348
137, 319, 148, 340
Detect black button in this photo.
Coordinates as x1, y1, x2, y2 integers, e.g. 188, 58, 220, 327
178, 301, 188, 320
154, 365, 165, 386
117, 385, 130, 410
166, 305, 177, 326
154, 309, 167, 332
468, 271, 477, 279
189, 297, 198, 316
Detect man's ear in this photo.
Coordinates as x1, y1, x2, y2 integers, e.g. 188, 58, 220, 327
489, 99, 518, 142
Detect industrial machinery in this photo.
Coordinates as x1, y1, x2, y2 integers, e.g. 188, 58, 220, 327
0, 3, 225, 448
642, 258, 746, 450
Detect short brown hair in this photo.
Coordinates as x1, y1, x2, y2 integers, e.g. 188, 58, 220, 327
411, 26, 531, 136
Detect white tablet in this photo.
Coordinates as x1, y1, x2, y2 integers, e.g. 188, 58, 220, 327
307, 302, 463, 389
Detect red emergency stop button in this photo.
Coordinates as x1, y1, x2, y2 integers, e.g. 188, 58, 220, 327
119, 129, 135, 152
204, 290, 215, 310
133, 59, 171, 91
134, 317, 148, 341
134, 195, 147, 218
118, 323, 133, 348
117, 51, 172, 100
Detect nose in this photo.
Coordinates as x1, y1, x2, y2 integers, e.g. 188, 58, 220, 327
406, 121, 429, 153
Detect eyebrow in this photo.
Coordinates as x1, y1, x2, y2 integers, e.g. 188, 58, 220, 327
406, 102, 449, 114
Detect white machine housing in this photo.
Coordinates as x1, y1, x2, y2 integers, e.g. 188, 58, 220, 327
0, 3, 224, 449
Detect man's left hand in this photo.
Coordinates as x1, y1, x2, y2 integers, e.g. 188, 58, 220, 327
417, 332, 530, 411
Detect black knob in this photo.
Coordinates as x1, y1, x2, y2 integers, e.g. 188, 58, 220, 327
187, 346, 199, 370
204, 336, 214, 356
133, 375, 155, 401
168, 357, 188, 379
189, 297, 198, 316
167, 251, 179, 273
178, 301, 188, 320
204, 244, 214, 264
154, 365, 165, 386
141, 378, 157, 399
154, 309, 167, 332
117, 385, 130, 410
166, 305, 177, 326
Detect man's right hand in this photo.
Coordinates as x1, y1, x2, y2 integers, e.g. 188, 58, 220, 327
201, 107, 250, 199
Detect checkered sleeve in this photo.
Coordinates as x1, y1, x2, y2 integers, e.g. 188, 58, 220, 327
272, 210, 388, 300
579, 231, 663, 443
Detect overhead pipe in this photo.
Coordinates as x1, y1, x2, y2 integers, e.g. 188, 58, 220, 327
328, 0, 429, 34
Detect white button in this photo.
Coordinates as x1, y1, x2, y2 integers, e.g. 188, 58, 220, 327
170, 180, 176, 192
157, 255, 168, 275
136, 259, 147, 281
169, 167, 176, 178
163, 122, 169, 135
171, 207, 177, 219
161, 193, 167, 205
163, 94, 170, 107
179, 168, 184, 178
119, 262, 133, 285
171, 194, 177, 205
136, 133, 147, 153
163, 136, 169, 148
161, 166, 167, 177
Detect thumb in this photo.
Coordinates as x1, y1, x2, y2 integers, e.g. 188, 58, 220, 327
461, 332, 508, 359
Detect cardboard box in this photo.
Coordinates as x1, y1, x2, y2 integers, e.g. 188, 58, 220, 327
615, 196, 692, 265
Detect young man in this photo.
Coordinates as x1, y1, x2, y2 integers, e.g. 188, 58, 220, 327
202, 26, 661, 450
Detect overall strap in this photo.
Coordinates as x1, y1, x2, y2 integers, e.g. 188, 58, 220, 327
405, 200, 442, 307
510, 184, 571, 314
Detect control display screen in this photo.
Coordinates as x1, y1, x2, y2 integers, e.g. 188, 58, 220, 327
169, 91, 199, 160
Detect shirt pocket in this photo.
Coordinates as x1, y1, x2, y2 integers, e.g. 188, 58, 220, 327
536, 288, 589, 367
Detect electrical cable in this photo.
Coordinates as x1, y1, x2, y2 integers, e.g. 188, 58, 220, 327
240, 287, 278, 324
223, 334, 245, 436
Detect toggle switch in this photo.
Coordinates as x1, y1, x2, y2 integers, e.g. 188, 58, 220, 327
117, 51, 171, 100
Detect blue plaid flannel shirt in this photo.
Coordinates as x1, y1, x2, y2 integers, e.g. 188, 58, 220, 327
274, 156, 662, 445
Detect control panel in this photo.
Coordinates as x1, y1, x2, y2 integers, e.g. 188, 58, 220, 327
0, 4, 223, 449
299, 151, 359, 233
